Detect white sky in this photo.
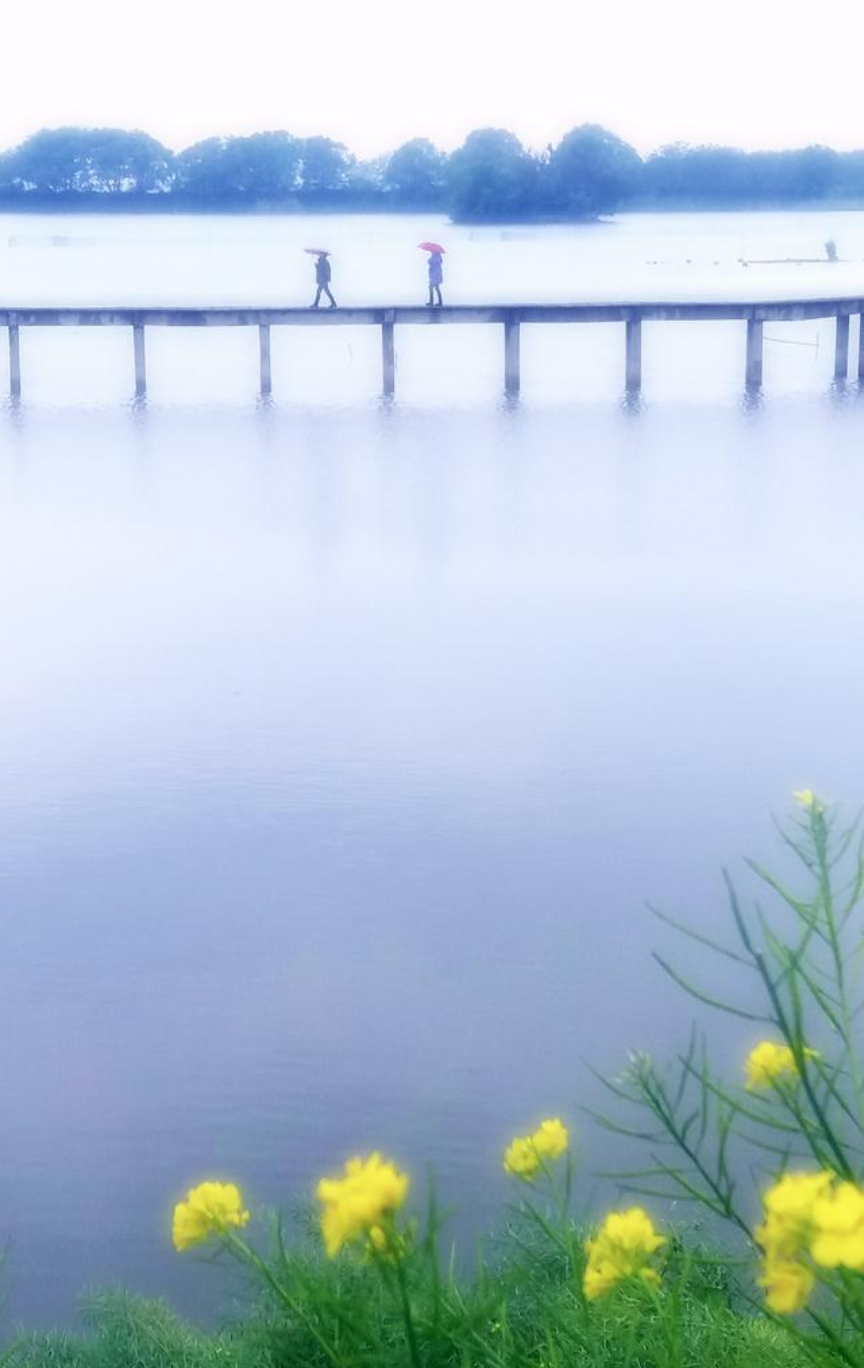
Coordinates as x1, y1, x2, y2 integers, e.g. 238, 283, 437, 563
7, 0, 864, 159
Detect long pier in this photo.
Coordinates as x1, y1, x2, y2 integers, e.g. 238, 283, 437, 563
2, 298, 863, 399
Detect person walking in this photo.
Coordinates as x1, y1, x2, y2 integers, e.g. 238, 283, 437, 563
426, 250, 444, 307
310, 251, 337, 308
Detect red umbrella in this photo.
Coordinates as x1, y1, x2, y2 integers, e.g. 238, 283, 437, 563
418, 241, 446, 253
304, 247, 330, 255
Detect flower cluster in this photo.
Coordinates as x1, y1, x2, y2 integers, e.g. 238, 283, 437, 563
793, 789, 824, 814
583, 1207, 666, 1300
756, 1170, 864, 1313
172, 1181, 250, 1252
316, 1152, 409, 1257
744, 1040, 818, 1091
503, 1118, 570, 1179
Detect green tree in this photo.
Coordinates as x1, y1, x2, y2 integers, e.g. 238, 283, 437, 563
298, 137, 354, 201
3, 127, 174, 197
548, 124, 642, 216
384, 138, 447, 207
446, 128, 538, 221
175, 132, 301, 204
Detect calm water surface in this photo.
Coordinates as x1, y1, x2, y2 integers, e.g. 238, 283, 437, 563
2, 210, 864, 1325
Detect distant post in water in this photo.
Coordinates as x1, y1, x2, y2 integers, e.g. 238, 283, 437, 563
504, 315, 521, 396
834, 314, 850, 382
625, 316, 642, 393
745, 318, 763, 389
133, 322, 146, 398
259, 324, 272, 396
859, 313, 864, 383
8, 317, 20, 398
382, 315, 395, 396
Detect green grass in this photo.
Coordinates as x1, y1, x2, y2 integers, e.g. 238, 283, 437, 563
7, 1238, 816, 1368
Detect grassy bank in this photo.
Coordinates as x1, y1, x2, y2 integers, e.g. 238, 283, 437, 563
10, 1242, 809, 1368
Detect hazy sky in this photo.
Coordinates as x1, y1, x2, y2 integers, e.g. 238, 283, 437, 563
7, 0, 864, 158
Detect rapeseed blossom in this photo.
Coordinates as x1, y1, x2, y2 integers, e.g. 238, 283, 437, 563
503, 1117, 569, 1179
745, 1040, 818, 1090
583, 1207, 666, 1300
758, 1256, 815, 1315
172, 1181, 250, 1252
755, 1171, 834, 1313
810, 1181, 864, 1270
793, 789, 824, 814
317, 1153, 409, 1257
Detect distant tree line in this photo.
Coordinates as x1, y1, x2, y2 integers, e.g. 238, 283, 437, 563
2, 125, 864, 220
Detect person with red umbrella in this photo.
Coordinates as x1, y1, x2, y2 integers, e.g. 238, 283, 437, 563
306, 248, 337, 309
419, 242, 445, 307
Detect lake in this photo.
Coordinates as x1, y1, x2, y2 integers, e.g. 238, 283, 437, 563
1, 208, 864, 1327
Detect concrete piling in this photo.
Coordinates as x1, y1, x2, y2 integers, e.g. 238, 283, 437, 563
504, 317, 521, 396
625, 317, 642, 392
133, 323, 146, 398
835, 314, 850, 381
382, 316, 395, 396
259, 324, 272, 395
745, 318, 763, 389
8, 318, 20, 398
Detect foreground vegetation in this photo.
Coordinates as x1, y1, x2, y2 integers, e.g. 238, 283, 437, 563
10, 1260, 808, 1368
10, 791, 864, 1367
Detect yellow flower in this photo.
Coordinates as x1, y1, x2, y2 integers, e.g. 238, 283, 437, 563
793, 789, 824, 814
583, 1208, 666, 1300
757, 1171, 833, 1251
172, 1181, 250, 1252
317, 1153, 409, 1258
754, 1170, 834, 1313
810, 1182, 864, 1270
533, 1118, 569, 1160
759, 1257, 814, 1315
745, 1041, 818, 1090
503, 1136, 540, 1179
755, 1171, 864, 1312
503, 1118, 570, 1179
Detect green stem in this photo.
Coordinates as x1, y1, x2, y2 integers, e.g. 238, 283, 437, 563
814, 817, 864, 1141
639, 1070, 752, 1238
223, 1232, 347, 1368
752, 944, 854, 1180
804, 1305, 861, 1368
520, 1197, 573, 1263
393, 1254, 423, 1368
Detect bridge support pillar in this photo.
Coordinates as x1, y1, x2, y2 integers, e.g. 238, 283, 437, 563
133, 323, 146, 398
504, 317, 520, 396
259, 324, 272, 395
745, 319, 763, 390
625, 317, 642, 392
8, 318, 20, 398
859, 315, 864, 382
834, 314, 850, 381
382, 317, 395, 396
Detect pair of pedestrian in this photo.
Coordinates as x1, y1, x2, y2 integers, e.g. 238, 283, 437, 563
307, 246, 446, 307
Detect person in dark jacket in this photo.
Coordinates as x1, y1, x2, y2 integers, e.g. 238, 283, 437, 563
310, 252, 337, 308
426, 252, 443, 307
